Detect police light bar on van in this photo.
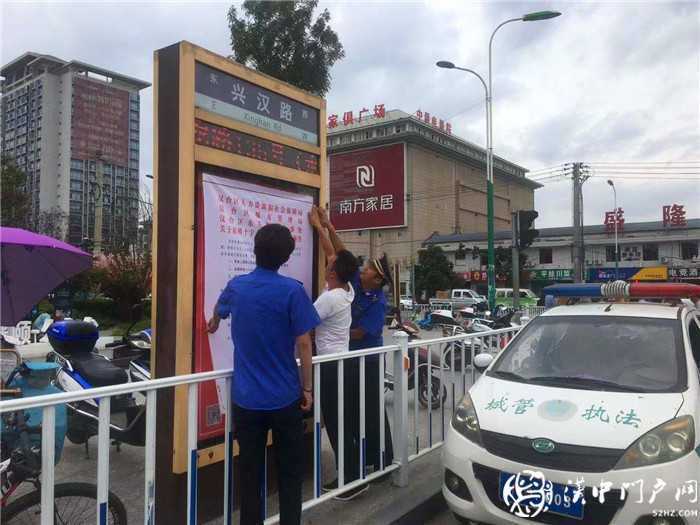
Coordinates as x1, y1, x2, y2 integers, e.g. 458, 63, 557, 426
543, 281, 700, 299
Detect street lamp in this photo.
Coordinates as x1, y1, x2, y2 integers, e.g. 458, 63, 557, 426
437, 10, 561, 311
607, 179, 619, 280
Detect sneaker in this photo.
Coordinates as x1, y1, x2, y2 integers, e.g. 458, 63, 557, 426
322, 479, 338, 493
333, 482, 369, 501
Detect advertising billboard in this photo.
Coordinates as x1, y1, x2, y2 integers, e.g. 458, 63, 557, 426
71, 76, 129, 166
329, 143, 405, 231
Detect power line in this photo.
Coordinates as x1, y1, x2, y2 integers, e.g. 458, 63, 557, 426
585, 160, 700, 165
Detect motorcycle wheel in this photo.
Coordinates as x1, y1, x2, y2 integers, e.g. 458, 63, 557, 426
418, 373, 447, 409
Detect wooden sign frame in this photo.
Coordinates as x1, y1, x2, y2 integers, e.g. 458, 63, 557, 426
152, 41, 327, 485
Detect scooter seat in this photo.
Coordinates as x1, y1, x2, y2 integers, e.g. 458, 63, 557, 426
71, 353, 128, 387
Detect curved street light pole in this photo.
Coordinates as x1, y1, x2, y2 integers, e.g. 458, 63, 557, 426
439, 10, 561, 311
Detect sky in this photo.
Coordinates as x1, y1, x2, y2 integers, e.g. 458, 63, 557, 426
2, 0, 698, 228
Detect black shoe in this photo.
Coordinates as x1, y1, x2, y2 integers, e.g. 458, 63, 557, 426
333, 482, 369, 501
322, 479, 338, 493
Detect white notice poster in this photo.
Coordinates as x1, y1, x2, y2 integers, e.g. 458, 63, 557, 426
200, 173, 315, 415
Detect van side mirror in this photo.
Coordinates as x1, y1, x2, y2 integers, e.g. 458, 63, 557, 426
473, 353, 493, 372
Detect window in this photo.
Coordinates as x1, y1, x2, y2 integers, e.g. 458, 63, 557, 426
642, 243, 658, 261
539, 247, 553, 264
480, 253, 488, 267
681, 242, 698, 261
606, 246, 617, 262
689, 317, 700, 368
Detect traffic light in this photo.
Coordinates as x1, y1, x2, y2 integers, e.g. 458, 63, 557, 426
518, 210, 539, 249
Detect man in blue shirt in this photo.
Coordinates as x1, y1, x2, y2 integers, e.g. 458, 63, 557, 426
313, 207, 394, 499
208, 224, 320, 525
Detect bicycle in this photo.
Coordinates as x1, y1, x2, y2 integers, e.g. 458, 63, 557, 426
1, 373, 128, 524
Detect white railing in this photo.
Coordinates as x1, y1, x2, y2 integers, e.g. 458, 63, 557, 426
0, 326, 522, 525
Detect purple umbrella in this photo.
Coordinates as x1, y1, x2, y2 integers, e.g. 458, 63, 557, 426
1, 227, 92, 325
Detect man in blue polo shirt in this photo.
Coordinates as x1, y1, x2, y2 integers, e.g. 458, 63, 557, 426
207, 224, 320, 525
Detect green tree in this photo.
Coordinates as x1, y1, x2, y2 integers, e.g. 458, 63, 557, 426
99, 251, 152, 320
227, 0, 345, 96
1, 156, 31, 228
414, 246, 456, 300
494, 246, 529, 286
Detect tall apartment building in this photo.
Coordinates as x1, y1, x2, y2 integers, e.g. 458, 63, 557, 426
1, 52, 150, 249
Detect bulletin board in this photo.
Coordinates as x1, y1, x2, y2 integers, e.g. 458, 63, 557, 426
152, 41, 327, 478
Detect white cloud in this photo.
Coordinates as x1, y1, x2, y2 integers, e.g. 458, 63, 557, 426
2, 0, 697, 228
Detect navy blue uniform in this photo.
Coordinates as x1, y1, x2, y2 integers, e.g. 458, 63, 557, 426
216, 267, 319, 524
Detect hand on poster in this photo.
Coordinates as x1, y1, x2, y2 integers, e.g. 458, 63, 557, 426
308, 206, 322, 230
316, 205, 331, 228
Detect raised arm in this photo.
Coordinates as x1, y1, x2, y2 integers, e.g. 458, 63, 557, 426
317, 206, 346, 253
309, 206, 335, 261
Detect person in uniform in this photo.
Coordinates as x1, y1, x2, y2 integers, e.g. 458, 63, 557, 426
312, 206, 394, 500
207, 224, 320, 525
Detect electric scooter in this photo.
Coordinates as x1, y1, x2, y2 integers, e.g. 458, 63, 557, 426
46, 320, 147, 450
385, 309, 447, 408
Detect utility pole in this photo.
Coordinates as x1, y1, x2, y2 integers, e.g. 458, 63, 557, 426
511, 211, 520, 310
571, 162, 589, 283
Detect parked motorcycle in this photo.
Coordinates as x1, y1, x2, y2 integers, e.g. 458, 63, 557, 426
385, 309, 447, 409
46, 320, 147, 449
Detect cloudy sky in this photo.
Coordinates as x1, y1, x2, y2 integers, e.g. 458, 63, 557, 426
2, 0, 698, 228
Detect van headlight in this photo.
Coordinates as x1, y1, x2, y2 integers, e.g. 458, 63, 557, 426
452, 394, 483, 446
614, 415, 695, 470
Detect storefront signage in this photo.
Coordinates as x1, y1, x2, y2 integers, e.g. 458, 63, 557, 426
530, 269, 573, 281
662, 204, 687, 227
604, 207, 624, 233
330, 143, 405, 230
415, 109, 451, 134
669, 267, 699, 280
328, 104, 386, 128
194, 62, 319, 145
588, 267, 669, 281
195, 119, 319, 174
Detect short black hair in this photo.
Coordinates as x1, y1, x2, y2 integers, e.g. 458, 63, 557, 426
333, 250, 359, 283
254, 224, 295, 270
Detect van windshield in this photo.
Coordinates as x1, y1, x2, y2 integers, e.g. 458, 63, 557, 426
488, 316, 686, 393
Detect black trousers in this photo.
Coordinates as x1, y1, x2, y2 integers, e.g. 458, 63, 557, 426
233, 401, 304, 525
320, 357, 394, 484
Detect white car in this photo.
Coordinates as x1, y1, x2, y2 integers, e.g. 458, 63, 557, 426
443, 291, 700, 524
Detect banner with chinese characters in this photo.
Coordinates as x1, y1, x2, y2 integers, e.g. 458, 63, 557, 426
530, 269, 574, 281
71, 76, 129, 166
194, 172, 314, 439
329, 143, 405, 231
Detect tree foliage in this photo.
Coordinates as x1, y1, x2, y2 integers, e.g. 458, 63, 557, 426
1, 156, 31, 228
99, 251, 152, 320
227, 0, 345, 96
414, 246, 457, 300
494, 246, 529, 286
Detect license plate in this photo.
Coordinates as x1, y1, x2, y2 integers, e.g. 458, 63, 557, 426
498, 471, 584, 520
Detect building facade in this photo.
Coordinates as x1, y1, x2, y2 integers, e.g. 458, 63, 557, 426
327, 109, 540, 295
425, 219, 700, 294
1, 52, 149, 249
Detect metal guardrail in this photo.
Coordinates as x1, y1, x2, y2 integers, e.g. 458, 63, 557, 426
0, 326, 523, 525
